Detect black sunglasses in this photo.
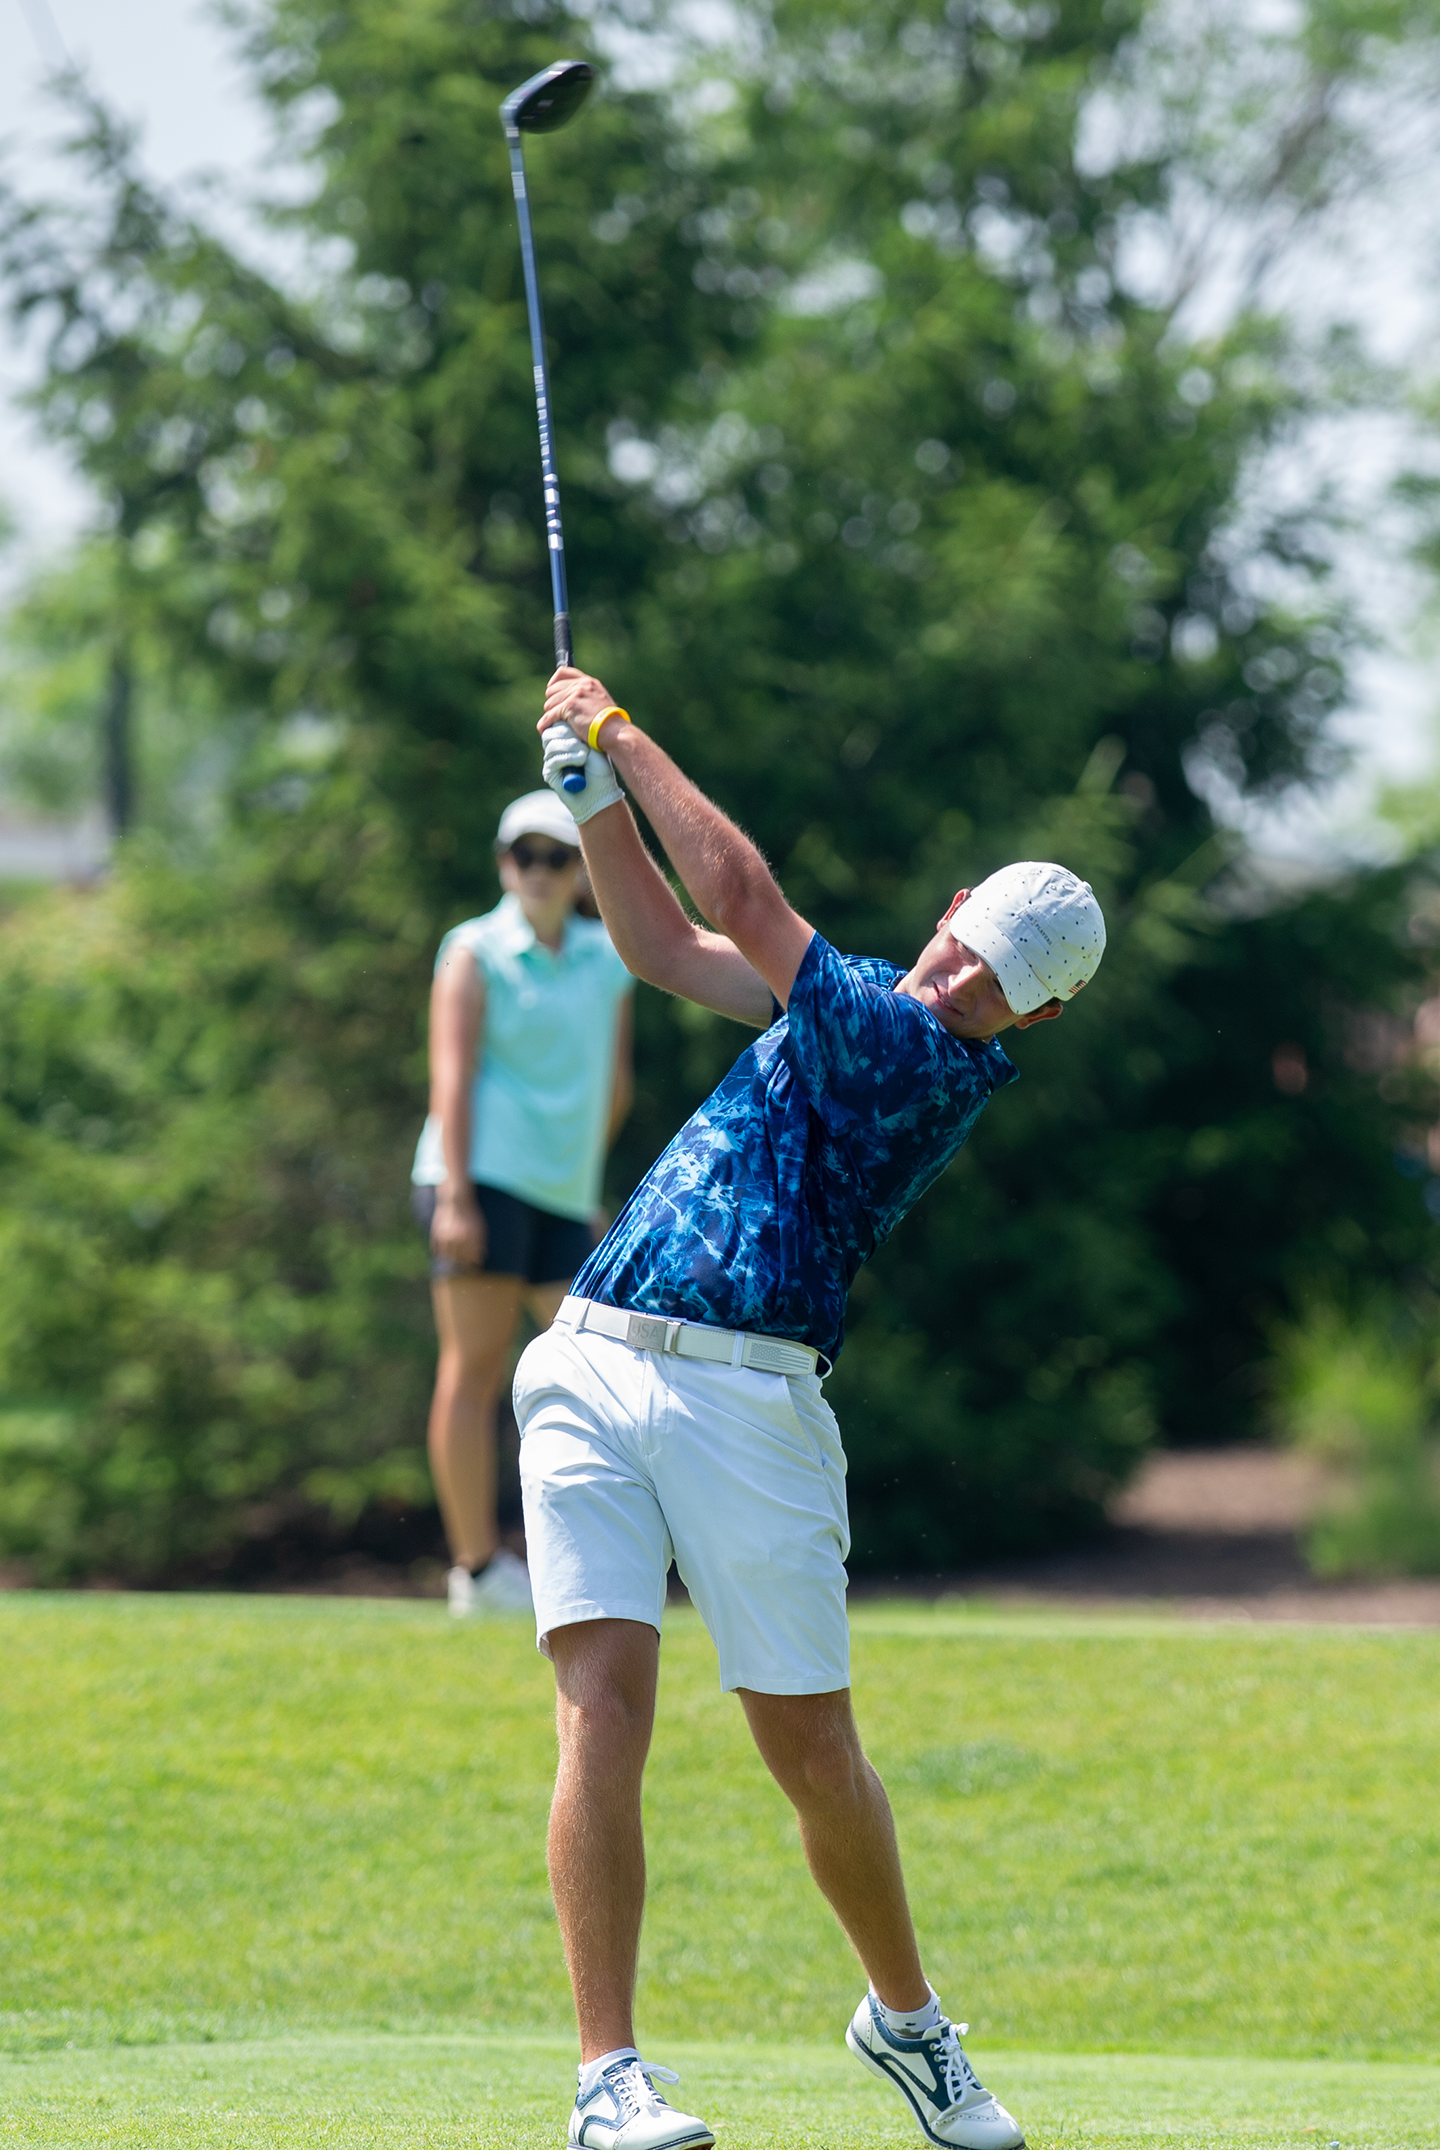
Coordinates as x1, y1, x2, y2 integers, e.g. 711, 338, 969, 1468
510, 840, 579, 873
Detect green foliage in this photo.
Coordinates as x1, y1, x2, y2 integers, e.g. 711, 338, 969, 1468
0, 553, 110, 815
1273, 1298, 1440, 1578
0, 807, 437, 1581
3, 1596, 1440, 2064
3, 0, 1440, 1574
0, 539, 245, 828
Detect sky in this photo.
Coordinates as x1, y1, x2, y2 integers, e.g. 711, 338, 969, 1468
0, 0, 273, 552
2, 0, 1438, 862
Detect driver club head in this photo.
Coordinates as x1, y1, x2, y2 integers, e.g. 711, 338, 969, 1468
501, 59, 595, 136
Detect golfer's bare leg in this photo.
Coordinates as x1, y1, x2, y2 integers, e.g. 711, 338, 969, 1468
739, 1687, 928, 2010
548, 1618, 659, 2061
427, 1274, 525, 1570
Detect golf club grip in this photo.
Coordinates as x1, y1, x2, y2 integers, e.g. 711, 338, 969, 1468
551, 611, 585, 793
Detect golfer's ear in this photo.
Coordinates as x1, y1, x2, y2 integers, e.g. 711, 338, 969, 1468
1013, 998, 1064, 1030
937, 889, 970, 929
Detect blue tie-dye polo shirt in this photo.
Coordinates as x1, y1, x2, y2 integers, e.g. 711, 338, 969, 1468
572, 932, 1017, 1364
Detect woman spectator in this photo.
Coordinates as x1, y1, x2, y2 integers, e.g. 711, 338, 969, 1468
412, 792, 634, 1614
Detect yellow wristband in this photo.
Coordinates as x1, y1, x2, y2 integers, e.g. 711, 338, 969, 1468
588, 706, 630, 751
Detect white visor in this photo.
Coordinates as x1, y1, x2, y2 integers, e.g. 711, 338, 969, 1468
496, 790, 584, 853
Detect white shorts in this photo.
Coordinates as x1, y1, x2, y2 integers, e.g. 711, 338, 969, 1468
514, 1322, 851, 1695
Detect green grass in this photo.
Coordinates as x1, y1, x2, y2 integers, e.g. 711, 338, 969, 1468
3, 2035, 1440, 2149
2, 1594, 1439, 2144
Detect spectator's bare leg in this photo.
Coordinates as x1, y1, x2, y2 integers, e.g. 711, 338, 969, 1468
428, 1274, 525, 1570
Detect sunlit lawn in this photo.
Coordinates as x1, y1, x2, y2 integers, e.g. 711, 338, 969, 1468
4, 2035, 1440, 2149
2, 1594, 1437, 2145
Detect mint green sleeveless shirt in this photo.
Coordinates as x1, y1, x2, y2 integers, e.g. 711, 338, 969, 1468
412, 895, 634, 1222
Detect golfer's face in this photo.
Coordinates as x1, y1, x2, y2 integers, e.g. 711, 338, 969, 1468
913, 938, 1018, 1041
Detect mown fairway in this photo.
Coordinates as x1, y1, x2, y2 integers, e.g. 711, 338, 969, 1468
2, 1595, 1438, 2146
4, 2037, 1440, 2150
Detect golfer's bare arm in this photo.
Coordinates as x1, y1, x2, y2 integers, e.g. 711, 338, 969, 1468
542, 673, 814, 1016
573, 797, 778, 1024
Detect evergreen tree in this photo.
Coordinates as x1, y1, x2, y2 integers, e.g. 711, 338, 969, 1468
1, 0, 1435, 1578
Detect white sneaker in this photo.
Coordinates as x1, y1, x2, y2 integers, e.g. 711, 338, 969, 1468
846, 1993, 1025, 2148
567, 2056, 714, 2149
446, 1548, 533, 1617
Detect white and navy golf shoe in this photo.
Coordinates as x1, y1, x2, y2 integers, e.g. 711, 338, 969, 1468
566, 2056, 714, 2150
846, 1993, 1025, 2148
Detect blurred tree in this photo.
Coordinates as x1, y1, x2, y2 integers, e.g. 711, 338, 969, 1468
561, 0, 1440, 1554
0, 3, 743, 1579
0, 537, 243, 839
1, 0, 1438, 1579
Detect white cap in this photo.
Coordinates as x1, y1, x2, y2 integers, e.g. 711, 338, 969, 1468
949, 861, 1105, 1015
495, 790, 582, 852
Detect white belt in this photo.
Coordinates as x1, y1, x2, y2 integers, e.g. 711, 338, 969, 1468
556, 1295, 822, 1379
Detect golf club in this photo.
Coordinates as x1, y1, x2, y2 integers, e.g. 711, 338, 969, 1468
501, 58, 596, 794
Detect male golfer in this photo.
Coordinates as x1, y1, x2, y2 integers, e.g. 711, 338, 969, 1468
516, 667, 1105, 2150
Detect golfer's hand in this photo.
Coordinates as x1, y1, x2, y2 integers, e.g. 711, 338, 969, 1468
432, 1184, 485, 1269
541, 667, 622, 746
541, 728, 624, 822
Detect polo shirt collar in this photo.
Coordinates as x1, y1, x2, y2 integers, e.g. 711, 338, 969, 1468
494, 890, 572, 962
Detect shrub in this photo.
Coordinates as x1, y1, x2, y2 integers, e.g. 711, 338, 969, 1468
0, 815, 440, 1583
1273, 1299, 1440, 1578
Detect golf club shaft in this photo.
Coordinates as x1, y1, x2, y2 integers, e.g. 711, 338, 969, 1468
507, 131, 587, 791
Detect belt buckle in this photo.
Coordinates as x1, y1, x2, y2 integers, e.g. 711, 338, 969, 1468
626, 1313, 673, 1353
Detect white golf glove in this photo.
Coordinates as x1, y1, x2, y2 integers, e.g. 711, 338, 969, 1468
541, 727, 624, 825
